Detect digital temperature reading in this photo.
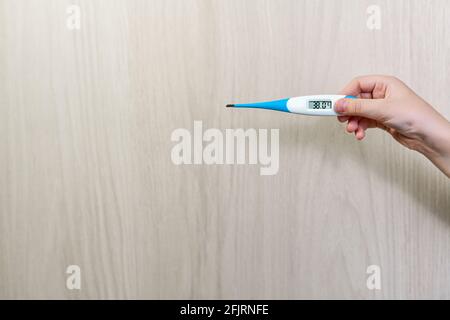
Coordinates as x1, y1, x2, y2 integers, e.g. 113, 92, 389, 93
309, 100, 332, 110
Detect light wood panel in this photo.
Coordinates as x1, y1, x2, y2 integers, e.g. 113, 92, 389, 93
0, 0, 449, 299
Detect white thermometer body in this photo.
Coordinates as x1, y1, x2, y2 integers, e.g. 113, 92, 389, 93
227, 95, 356, 116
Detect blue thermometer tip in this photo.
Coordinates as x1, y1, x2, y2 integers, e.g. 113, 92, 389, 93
226, 99, 290, 113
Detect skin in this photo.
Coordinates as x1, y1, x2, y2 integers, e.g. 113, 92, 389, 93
334, 75, 450, 178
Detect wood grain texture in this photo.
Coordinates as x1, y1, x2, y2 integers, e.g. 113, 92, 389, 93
0, 0, 449, 299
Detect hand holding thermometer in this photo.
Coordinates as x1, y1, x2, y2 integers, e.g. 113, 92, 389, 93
227, 95, 356, 116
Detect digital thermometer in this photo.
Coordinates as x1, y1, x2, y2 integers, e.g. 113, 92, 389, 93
227, 95, 356, 116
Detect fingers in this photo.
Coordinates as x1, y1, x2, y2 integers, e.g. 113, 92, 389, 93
359, 92, 373, 99
358, 118, 371, 131
337, 116, 349, 123
355, 127, 365, 140
346, 117, 359, 133
335, 97, 386, 122
355, 118, 370, 140
339, 75, 392, 98
336, 116, 378, 141
339, 76, 380, 96
336, 75, 398, 140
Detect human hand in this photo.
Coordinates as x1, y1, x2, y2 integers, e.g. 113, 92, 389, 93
335, 75, 450, 178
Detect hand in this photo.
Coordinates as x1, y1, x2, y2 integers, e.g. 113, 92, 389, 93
335, 75, 450, 178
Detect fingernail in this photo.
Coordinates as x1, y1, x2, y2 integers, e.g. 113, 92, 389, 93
335, 99, 348, 113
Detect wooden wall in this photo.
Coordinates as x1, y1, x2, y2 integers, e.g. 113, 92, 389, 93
0, 0, 449, 299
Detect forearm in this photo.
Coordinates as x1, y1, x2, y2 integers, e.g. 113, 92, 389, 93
421, 117, 450, 178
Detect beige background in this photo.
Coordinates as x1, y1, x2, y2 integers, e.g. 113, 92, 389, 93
0, 0, 449, 299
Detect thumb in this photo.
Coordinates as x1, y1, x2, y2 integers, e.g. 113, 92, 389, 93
335, 98, 385, 121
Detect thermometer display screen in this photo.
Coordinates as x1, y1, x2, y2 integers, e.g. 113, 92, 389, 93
309, 100, 332, 110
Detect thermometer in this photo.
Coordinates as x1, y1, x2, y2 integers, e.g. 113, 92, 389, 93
227, 95, 356, 116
